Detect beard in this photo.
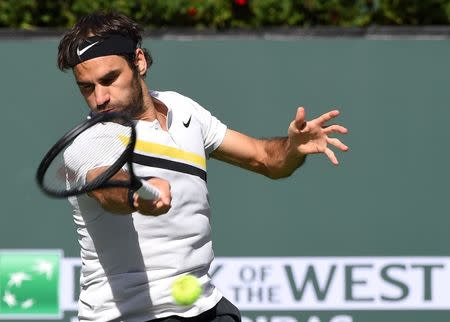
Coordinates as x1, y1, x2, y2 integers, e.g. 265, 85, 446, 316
120, 72, 145, 119
98, 71, 145, 119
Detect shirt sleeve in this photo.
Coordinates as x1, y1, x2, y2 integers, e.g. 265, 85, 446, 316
188, 98, 227, 156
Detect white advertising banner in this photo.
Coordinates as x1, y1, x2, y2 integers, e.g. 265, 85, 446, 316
210, 257, 450, 310
59, 256, 450, 311
2, 251, 450, 320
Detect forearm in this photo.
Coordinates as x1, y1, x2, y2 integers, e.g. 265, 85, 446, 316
86, 167, 134, 214
212, 130, 306, 179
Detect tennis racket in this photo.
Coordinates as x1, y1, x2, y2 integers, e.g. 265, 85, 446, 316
36, 112, 160, 200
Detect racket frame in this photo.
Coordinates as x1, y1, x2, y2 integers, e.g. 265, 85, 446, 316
36, 112, 138, 198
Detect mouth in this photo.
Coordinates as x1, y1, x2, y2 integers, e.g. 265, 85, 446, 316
99, 108, 116, 114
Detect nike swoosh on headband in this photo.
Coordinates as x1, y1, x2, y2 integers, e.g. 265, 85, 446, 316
73, 34, 136, 67
77, 41, 100, 57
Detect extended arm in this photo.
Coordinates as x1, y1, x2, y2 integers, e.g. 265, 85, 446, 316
211, 107, 348, 179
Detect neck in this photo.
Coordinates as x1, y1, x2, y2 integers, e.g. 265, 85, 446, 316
139, 83, 168, 130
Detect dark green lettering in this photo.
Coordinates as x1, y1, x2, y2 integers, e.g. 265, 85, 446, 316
380, 264, 408, 301
284, 264, 336, 301
411, 264, 444, 301
345, 264, 374, 301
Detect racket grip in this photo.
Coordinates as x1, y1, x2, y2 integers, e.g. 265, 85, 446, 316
136, 179, 161, 200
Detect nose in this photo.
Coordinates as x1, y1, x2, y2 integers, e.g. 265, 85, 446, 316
94, 85, 110, 109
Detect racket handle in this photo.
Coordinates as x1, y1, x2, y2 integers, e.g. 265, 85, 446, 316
136, 179, 161, 200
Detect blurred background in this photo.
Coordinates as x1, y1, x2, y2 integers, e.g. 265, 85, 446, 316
1, 0, 450, 29
1, 1, 450, 322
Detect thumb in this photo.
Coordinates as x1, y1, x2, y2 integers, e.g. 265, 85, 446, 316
161, 195, 171, 205
295, 107, 307, 130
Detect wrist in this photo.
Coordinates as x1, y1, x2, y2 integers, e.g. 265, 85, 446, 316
285, 138, 307, 167
285, 137, 304, 159
127, 189, 137, 210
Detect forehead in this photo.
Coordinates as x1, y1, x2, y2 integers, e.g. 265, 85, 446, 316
73, 55, 128, 81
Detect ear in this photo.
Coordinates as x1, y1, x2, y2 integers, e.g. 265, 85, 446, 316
134, 48, 147, 76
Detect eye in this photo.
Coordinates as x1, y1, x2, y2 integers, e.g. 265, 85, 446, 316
100, 73, 119, 86
100, 78, 114, 86
78, 84, 94, 92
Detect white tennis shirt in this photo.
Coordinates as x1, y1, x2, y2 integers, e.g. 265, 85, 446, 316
65, 91, 227, 322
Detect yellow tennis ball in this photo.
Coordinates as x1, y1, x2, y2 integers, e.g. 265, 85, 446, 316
171, 274, 202, 306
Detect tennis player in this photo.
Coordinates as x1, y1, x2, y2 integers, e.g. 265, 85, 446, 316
57, 11, 348, 322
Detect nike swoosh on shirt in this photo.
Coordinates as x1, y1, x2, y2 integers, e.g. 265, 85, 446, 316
183, 115, 192, 128
77, 41, 100, 57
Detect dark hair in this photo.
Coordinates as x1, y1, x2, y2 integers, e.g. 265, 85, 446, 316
57, 11, 153, 75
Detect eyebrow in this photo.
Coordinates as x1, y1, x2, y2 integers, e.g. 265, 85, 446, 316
99, 70, 120, 82
76, 69, 121, 86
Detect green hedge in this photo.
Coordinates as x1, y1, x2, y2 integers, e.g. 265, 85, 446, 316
0, 0, 449, 29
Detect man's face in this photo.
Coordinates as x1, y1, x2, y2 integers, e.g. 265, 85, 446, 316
73, 55, 144, 118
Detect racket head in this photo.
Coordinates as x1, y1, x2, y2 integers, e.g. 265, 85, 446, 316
36, 112, 137, 198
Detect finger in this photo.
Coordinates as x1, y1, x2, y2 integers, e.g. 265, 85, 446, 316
324, 148, 339, 166
323, 124, 348, 135
155, 203, 171, 215
143, 201, 170, 216
327, 137, 349, 151
159, 196, 171, 208
294, 107, 307, 130
162, 196, 171, 205
316, 110, 340, 125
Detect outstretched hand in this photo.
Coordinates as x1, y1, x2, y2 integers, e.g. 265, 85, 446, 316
288, 107, 349, 165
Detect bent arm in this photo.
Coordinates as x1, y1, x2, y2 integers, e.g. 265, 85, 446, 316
86, 167, 171, 215
86, 168, 133, 214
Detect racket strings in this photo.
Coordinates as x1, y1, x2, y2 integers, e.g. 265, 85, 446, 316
41, 122, 133, 195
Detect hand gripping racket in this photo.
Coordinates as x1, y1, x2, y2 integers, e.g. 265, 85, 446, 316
36, 112, 160, 200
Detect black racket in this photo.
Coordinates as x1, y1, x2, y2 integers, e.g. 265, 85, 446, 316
36, 112, 160, 200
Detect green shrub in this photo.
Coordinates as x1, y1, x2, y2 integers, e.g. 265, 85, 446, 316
0, 0, 448, 29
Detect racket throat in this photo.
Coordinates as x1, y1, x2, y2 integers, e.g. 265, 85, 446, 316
130, 178, 144, 191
